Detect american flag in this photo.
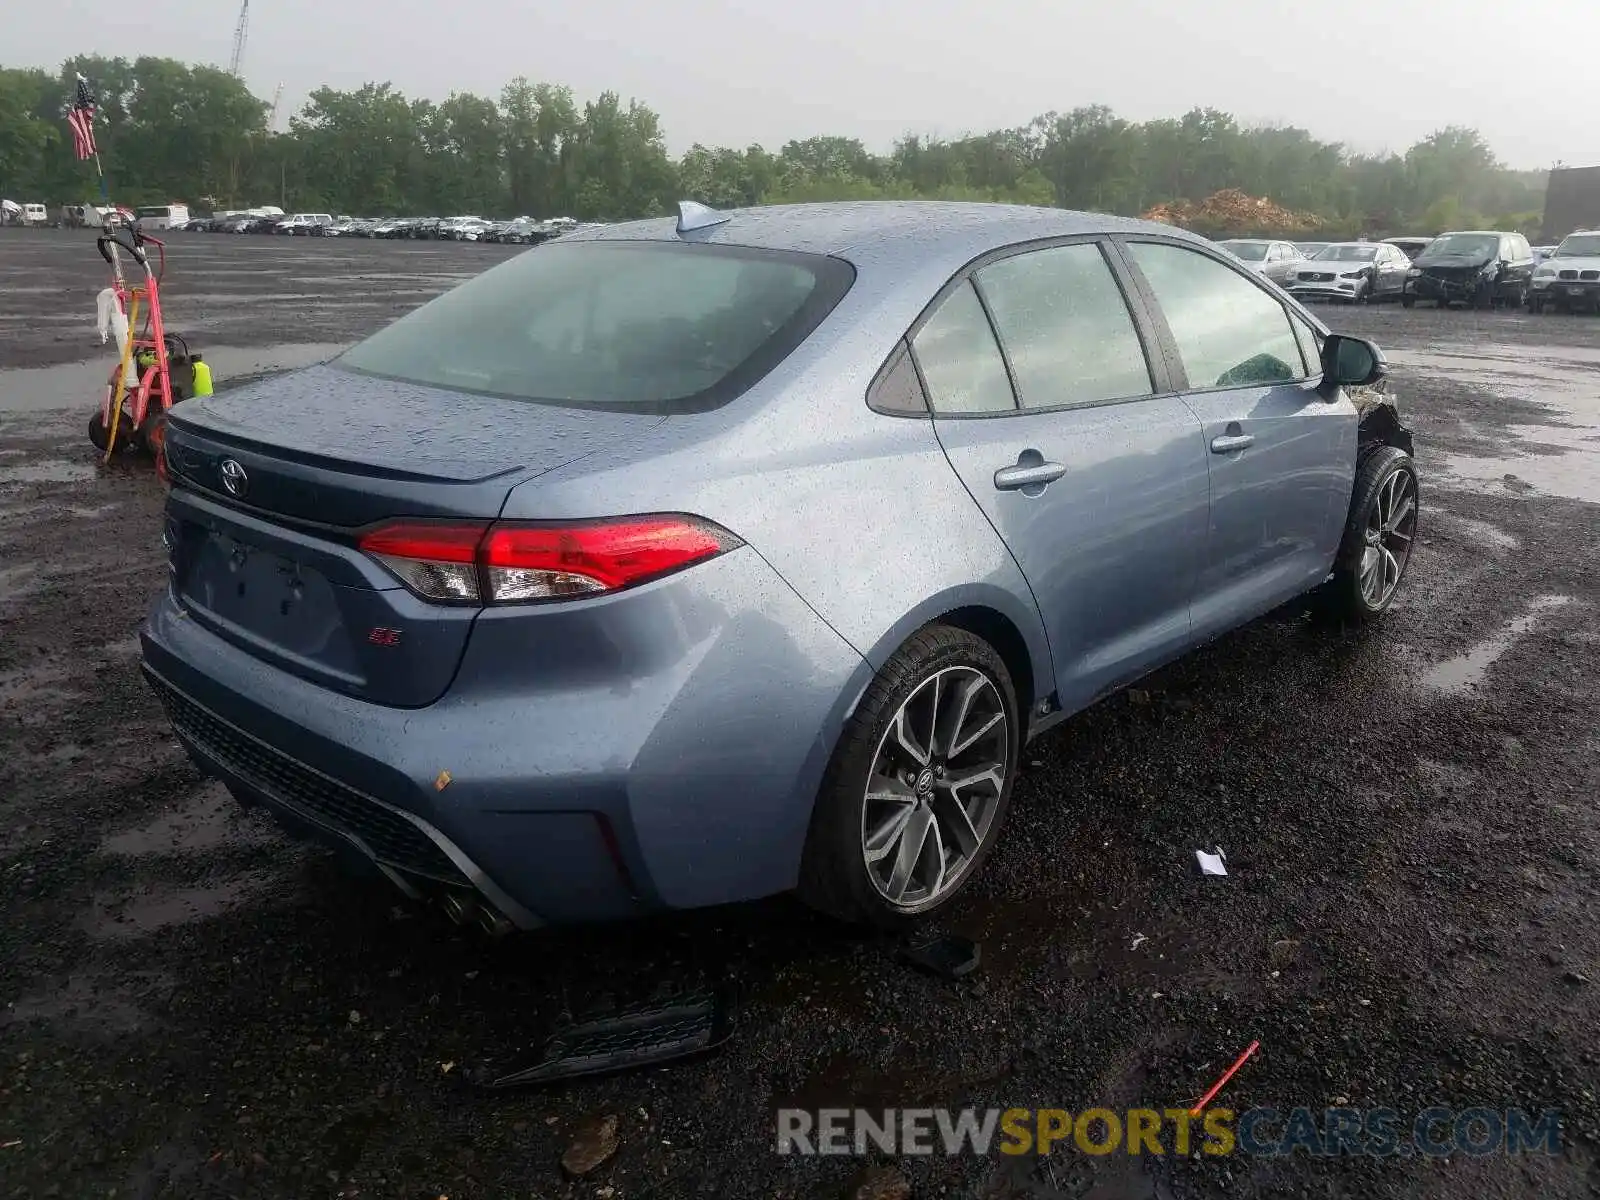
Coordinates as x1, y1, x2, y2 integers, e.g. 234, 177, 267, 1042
67, 75, 97, 160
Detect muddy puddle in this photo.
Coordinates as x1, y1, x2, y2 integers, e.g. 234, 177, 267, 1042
1422, 594, 1575, 694
1391, 343, 1600, 503
2, 970, 174, 1036
79, 872, 278, 940
0, 459, 97, 484
0, 341, 348, 414
100, 785, 275, 856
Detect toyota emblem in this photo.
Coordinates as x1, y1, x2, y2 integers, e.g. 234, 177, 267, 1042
219, 458, 248, 498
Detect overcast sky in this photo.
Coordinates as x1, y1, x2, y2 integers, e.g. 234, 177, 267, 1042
13, 0, 1600, 169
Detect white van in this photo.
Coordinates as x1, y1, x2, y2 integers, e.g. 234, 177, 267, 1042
135, 204, 191, 230
22, 203, 49, 226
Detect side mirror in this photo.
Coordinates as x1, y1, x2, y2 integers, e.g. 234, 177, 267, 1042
1322, 334, 1387, 388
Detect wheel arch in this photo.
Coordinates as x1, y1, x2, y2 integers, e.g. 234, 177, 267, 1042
852, 585, 1051, 733
1357, 401, 1415, 459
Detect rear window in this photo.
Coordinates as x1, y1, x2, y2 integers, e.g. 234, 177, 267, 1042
336, 240, 854, 413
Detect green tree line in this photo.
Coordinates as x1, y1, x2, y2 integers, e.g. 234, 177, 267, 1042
1, 55, 1548, 236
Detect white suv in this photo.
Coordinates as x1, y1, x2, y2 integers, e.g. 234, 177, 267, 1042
1529, 230, 1600, 314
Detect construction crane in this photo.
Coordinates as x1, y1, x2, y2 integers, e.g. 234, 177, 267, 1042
229, 0, 249, 77
267, 82, 283, 133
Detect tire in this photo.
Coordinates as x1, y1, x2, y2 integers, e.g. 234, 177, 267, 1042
88, 409, 112, 452
135, 402, 176, 454
1529, 295, 1544, 314
1314, 445, 1419, 625
797, 624, 1020, 928
1401, 294, 1415, 309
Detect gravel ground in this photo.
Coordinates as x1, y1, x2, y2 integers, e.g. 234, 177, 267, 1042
2, 229, 1598, 1200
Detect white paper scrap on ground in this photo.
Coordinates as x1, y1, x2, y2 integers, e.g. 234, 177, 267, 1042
1196, 846, 1228, 876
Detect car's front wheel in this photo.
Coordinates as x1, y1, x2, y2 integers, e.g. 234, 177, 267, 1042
798, 624, 1019, 928
1316, 445, 1419, 624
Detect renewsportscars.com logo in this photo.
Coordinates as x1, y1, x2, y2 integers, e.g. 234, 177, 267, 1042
775, 1107, 1562, 1158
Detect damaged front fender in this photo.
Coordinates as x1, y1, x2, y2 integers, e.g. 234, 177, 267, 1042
1352, 383, 1414, 458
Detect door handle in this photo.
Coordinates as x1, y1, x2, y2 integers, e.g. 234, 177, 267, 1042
1210, 433, 1254, 454
994, 461, 1066, 490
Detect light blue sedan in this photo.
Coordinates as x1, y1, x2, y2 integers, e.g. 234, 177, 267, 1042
143, 201, 1419, 932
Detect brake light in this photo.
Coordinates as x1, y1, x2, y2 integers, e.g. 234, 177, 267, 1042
356, 516, 741, 605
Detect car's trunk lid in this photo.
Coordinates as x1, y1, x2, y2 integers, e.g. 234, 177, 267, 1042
162, 364, 665, 707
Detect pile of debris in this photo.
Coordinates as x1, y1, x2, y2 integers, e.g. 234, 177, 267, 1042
1142, 189, 1323, 234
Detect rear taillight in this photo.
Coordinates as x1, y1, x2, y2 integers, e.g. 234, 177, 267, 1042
356, 516, 741, 605
358, 522, 485, 602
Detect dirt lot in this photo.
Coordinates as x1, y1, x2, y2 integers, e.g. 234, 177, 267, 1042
2, 228, 1599, 1200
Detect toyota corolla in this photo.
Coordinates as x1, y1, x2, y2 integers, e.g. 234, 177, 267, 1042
143, 201, 1418, 932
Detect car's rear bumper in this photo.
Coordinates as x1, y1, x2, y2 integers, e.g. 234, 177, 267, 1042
140, 547, 872, 926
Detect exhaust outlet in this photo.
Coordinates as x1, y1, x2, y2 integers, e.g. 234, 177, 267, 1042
477, 905, 514, 938
440, 892, 477, 925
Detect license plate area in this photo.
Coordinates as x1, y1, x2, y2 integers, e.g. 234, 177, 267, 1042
179, 526, 354, 667
1569, 286, 1586, 296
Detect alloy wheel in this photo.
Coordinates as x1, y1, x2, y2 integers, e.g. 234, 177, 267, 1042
860, 666, 1009, 910
1359, 466, 1417, 608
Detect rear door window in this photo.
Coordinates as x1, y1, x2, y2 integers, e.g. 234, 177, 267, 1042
911, 281, 1017, 415
974, 242, 1154, 410
336, 241, 853, 413
1125, 241, 1309, 389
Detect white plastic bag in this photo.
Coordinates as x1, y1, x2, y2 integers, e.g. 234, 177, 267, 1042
95, 288, 136, 388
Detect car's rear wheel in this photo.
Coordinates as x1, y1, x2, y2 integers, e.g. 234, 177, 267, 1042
1315, 445, 1419, 624
798, 624, 1019, 928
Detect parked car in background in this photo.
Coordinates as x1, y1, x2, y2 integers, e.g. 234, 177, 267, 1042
1532, 245, 1558, 266
1402, 231, 1535, 309
134, 204, 191, 230
1287, 241, 1411, 304
1215, 238, 1306, 285
21, 203, 51, 226
439, 216, 493, 241
1528, 230, 1600, 313
276, 213, 335, 235
1382, 236, 1433, 263
497, 217, 554, 245
144, 201, 1415, 932
1294, 242, 1332, 257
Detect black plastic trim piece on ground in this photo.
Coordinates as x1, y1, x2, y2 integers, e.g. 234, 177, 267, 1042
470, 983, 736, 1090
895, 929, 982, 979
